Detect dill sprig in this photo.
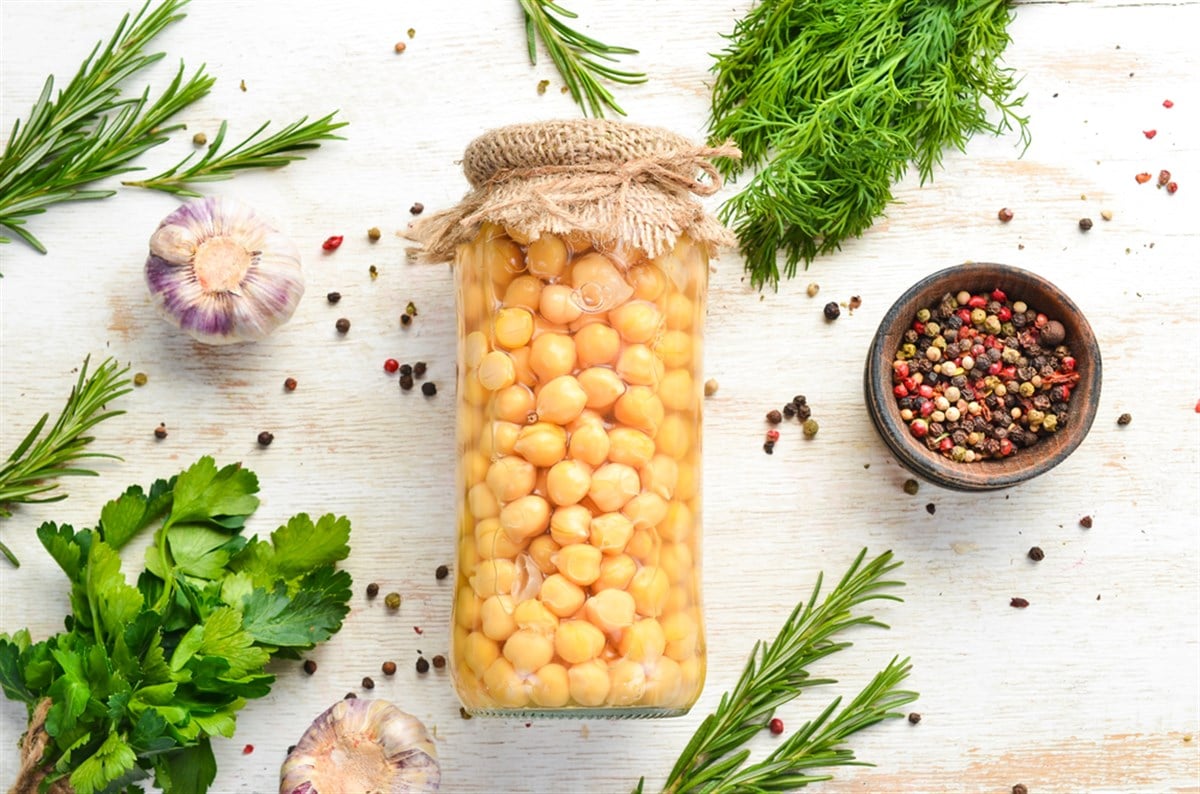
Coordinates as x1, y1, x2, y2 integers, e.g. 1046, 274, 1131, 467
123, 112, 348, 197
711, 0, 1030, 289
636, 549, 916, 794
0, 357, 132, 567
518, 0, 647, 118
0, 0, 213, 255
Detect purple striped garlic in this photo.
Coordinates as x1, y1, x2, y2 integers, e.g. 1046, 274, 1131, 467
145, 196, 304, 344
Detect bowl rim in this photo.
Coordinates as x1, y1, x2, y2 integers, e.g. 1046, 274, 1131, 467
864, 262, 1102, 491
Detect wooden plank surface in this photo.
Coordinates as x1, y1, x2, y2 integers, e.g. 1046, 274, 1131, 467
2, 1, 1198, 792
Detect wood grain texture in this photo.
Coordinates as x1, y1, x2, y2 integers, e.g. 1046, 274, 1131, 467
2, 1, 1198, 792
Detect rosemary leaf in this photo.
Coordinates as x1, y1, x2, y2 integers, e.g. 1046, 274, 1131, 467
0, 356, 132, 566
518, 0, 646, 118
123, 112, 348, 197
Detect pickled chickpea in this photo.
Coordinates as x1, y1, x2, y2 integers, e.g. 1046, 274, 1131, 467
456, 585, 481, 629
639, 454, 679, 500
567, 422, 610, 467
618, 618, 666, 662
513, 599, 559, 634
662, 611, 699, 661
536, 375, 588, 425
659, 542, 693, 584
491, 421, 521, 456
481, 594, 518, 641
503, 275, 543, 310
476, 517, 526, 560
555, 542, 602, 586
514, 423, 567, 467
656, 329, 692, 368
555, 620, 606, 664
607, 427, 656, 469
664, 584, 691, 616
463, 631, 501, 676
622, 492, 668, 530
468, 482, 500, 520
663, 293, 693, 330
628, 263, 667, 301
530, 663, 571, 708
503, 225, 537, 246
625, 528, 658, 563
679, 657, 704, 696
629, 566, 669, 617
570, 253, 634, 312
528, 535, 561, 576
594, 554, 637, 591
499, 494, 551, 543
494, 307, 534, 349
616, 344, 664, 388
465, 331, 490, 368
609, 300, 664, 344
538, 284, 583, 325
463, 450, 489, 487
643, 656, 684, 707
614, 387, 664, 436
657, 500, 693, 543
655, 413, 693, 459
568, 659, 610, 707
659, 369, 694, 413
550, 504, 592, 545
482, 657, 529, 708
493, 386, 535, 425
472, 558, 517, 598
674, 461, 698, 501
486, 456, 537, 502
574, 323, 620, 367
587, 463, 641, 513
509, 345, 537, 386
540, 573, 586, 617
526, 233, 568, 279
530, 333, 577, 381
484, 236, 525, 290
503, 628, 555, 673
584, 589, 636, 634
607, 659, 647, 706
577, 367, 626, 411
546, 460, 592, 507
478, 350, 516, 391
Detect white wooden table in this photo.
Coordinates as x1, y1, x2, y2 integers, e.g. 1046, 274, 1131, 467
2, 1, 1198, 792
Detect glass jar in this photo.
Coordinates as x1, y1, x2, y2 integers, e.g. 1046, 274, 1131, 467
423, 121, 732, 718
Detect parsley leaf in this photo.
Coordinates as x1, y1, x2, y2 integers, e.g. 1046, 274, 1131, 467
99, 478, 173, 550
233, 512, 351, 587
240, 570, 353, 648
167, 457, 259, 528
154, 738, 217, 794
69, 730, 137, 794
85, 540, 144, 642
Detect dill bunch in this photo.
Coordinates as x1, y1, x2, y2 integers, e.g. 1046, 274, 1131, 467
711, 0, 1030, 289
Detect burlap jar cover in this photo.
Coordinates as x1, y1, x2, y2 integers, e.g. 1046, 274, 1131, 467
413, 119, 739, 717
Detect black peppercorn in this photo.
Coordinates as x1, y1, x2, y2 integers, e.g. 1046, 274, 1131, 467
344, 692, 357, 699
283, 377, 298, 391
762, 442, 775, 455
1117, 412, 1132, 426
823, 301, 841, 320
399, 363, 413, 377
326, 291, 341, 304
766, 410, 782, 424
792, 395, 807, 406
998, 207, 1014, 222
400, 313, 412, 327
410, 202, 425, 215
1028, 546, 1045, 561
416, 657, 430, 674
382, 661, 397, 676
303, 659, 317, 675
1079, 515, 1093, 529
907, 712, 921, 724
399, 373, 415, 391
413, 361, 427, 377
1078, 217, 1093, 231
366, 582, 380, 598
435, 564, 449, 580
1010, 597, 1030, 608
257, 431, 274, 447
154, 423, 168, 440
925, 503, 936, 515
1012, 785, 1028, 794
335, 318, 350, 334
1040, 320, 1066, 346
362, 676, 375, 689
782, 404, 796, 418
421, 382, 437, 396
432, 654, 446, 669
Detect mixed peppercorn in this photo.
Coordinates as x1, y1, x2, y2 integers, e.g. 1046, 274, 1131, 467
891, 288, 1080, 462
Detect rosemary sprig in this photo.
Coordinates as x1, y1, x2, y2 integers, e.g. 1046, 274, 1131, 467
0, 357, 132, 567
518, 0, 646, 118
638, 549, 915, 793
0, 0, 213, 255
123, 112, 348, 197
710, 0, 1029, 288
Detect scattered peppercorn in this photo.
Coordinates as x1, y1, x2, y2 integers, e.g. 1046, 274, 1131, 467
362, 676, 375, 689
413, 361, 428, 378
1078, 217, 1093, 231
762, 441, 775, 455
368, 227, 382, 241
848, 295, 862, 311
925, 503, 936, 515
410, 202, 425, 215
998, 207, 1014, 222
1163, 98, 1174, 108
1158, 169, 1172, 188
782, 403, 796, 418
384, 592, 402, 610
1028, 546, 1045, 561
133, 372, 148, 386
806, 282, 820, 298
369, 265, 379, 280
1143, 129, 1157, 139
1079, 515, 1093, 529
327, 291, 342, 304
435, 564, 450, 580
1101, 210, 1113, 221
154, 423, 168, 440
766, 409, 782, 425
416, 657, 430, 674
384, 359, 400, 374
405, 301, 418, 317
768, 717, 784, 735
344, 692, 357, 699
243, 744, 254, 755
284, 377, 298, 391
303, 659, 317, 675
366, 582, 380, 598
1011, 786, 1029, 794
382, 661, 397, 676
322, 235, 344, 251
766, 429, 780, 443
1117, 413, 1132, 426
400, 373, 415, 391
394, 41, 407, 53
239, 79, 247, 91
432, 654, 446, 669
704, 378, 719, 397
460, 707, 473, 720
399, 363, 413, 377
422, 382, 437, 397
907, 712, 922, 725
335, 318, 350, 334
400, 313, 412, 327
903, 479, 920, 496
257, 431, 274, 447
1010, 597, 1030, 608
802, 418, 819, 437
1167, 181, 1178, 194
192, 132, 208, 146
823, 301, 841, 320
537, 79, 551, 95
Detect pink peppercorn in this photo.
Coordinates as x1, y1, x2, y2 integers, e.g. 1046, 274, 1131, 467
769, 718, 785, 735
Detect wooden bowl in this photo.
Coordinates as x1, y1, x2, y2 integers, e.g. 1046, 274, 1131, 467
864, 263, 1101, 491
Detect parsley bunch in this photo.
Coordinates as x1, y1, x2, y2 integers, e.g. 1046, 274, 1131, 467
0, 457, 353, 794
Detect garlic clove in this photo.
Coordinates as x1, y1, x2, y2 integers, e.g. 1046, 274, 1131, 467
145, 196, 304, 345
281, 699, 440, 794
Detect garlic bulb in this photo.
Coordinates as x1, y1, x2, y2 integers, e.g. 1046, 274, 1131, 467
145, 196, 304, 344
280, 699, 440, 794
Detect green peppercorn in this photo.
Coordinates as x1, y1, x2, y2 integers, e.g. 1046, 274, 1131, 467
133, 372, 148, 386
368, 227, 382, 241
915, 308, 932, 323
900, 343, 917, 359
1042, 414, 1058, 431
802, 418, 819, 437
924, 321, 940, 337
971, 308, 987, 325
384, 592, 402, 610
1019, 381, 1036, 398
903, 479, 920, 495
